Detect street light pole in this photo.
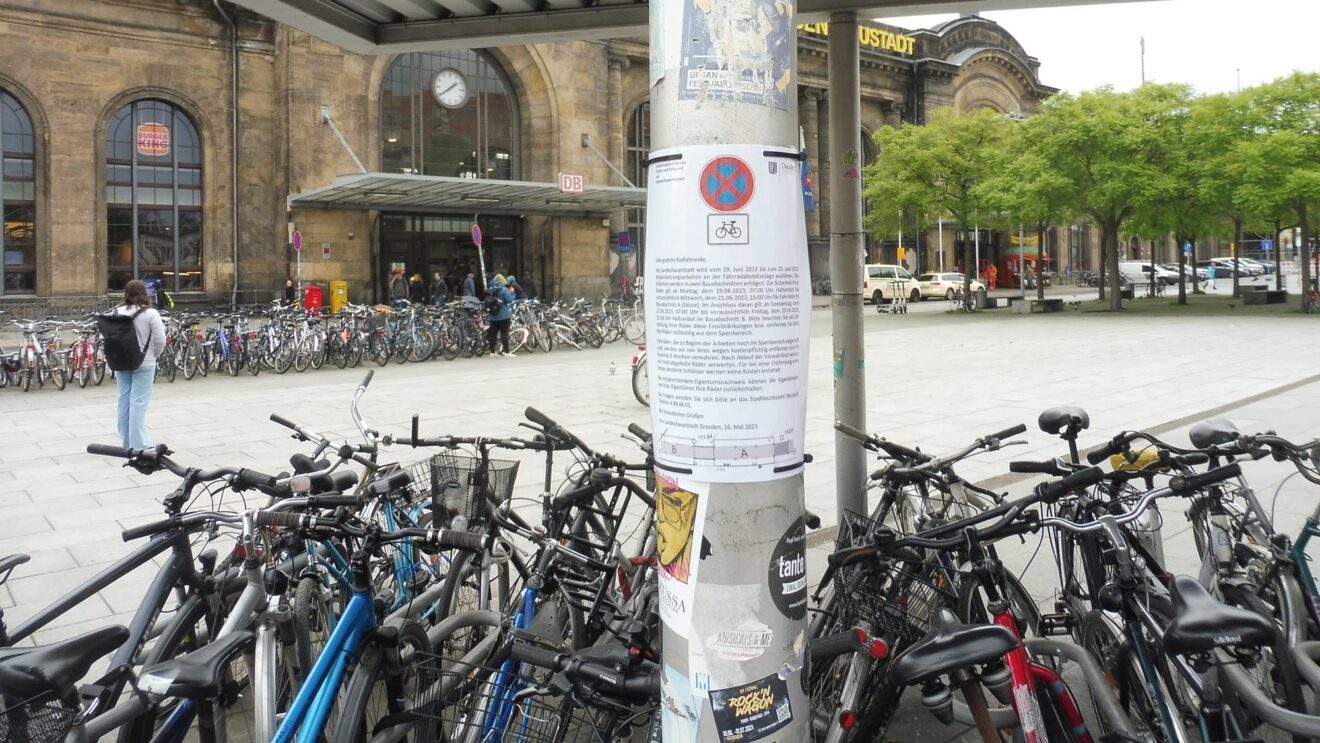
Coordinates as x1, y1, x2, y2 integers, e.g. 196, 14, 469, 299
1019, 222, 1025, 299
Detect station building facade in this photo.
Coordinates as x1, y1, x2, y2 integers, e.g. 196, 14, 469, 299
0, 0, 1060, 304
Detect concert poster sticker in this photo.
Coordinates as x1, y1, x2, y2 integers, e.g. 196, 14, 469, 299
644, 144, 811, 483
657, 474, 709, 635
708, 673, 794, 742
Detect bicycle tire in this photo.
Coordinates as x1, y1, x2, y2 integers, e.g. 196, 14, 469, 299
45, 350, 66, 390
247, 341, 263, 376
182, 340, 202, 380
293, 338, 312, 373
632, 358, 649, 407
93, 342, 107, 385
438, 324, 461, 361
161, 349, 177, 384
1077, 606, 1177, 742
536, 325, 554, 353
224, 344, 242, 377
330, 620, 431, 743
19, 364, 32, 392
293, 574, 336, 685
954, 563, 1043, 639
117, 594, 215, 743
602, 317, 622, 344
75, 353, 90, 387
1218, 584, 1307, 743
621, 314, 645, 344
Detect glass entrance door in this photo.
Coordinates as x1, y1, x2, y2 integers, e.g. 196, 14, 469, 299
380, 214, 522, 302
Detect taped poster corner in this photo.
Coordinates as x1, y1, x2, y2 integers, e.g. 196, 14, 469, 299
657, 475, 710, 636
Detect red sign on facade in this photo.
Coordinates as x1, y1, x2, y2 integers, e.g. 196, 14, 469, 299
136, 123, 171, 157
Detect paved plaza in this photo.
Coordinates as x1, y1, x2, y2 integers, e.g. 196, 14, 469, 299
2, 303, 1319, 741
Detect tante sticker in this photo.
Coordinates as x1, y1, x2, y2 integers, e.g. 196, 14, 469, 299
709, 623, 774, 662
767, 517, 807, 620
708, 673, 793, 743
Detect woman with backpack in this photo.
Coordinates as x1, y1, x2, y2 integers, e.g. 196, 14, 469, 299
109, 280, 166, 448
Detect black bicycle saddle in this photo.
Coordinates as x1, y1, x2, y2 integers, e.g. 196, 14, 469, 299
137, 631, 253, 699
1164, 576, 1272, 655
0, 625, 128, 700
1188, 418, 1239, 450
1038, 406, 1090, 438
890, 610, 1019, 686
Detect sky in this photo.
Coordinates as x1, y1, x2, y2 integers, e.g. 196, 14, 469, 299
875, 0, 1320, 95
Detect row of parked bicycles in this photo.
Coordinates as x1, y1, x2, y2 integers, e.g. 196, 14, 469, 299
3, 373, 1320, 743
0, 296, 645, 391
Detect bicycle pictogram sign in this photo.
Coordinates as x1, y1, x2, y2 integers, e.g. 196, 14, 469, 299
700, 156, 755, 212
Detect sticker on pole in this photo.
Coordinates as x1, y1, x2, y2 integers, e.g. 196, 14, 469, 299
700, 157, 755, 212
767, 517, 807, 620
708, 673, 794, 743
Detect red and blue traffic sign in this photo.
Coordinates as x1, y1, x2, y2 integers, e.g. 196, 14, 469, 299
471, 223, 483, 247
700, 156, 754, 212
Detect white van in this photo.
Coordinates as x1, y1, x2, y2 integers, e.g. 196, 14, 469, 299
1118, 261, 1178, 286
863, 264, 918, 304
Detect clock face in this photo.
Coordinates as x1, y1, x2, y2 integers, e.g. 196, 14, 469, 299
432, 68, 469, 109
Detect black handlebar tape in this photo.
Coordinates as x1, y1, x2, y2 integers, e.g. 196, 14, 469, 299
524, 406, 557, 430
431, 529, 490, 553
834, 422, 873, 445
804, 510, 822, 530
1086, 435, 1131, 465
1040, 466, 1105, 501
510, 643, 563, 670
254, 511, 308, 529
628, 423, 651, 440
122, 517, 179, 541
1009, 460, 1063, 475
361, 369, 374, 388
810, 628, 866, 664
87, 443, 137, 459
988, 423, 1028, 441
270, 413, 298, 431
1171, 463, 1242, 495
238, 468, 278, 489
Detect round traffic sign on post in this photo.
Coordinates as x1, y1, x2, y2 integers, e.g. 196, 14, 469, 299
292, 230, 303, 251
471, 223, 482, 247
699, 156, 755, 212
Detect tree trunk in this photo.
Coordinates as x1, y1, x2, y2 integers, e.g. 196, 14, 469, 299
1232, 217, 1242, 298
1177, 233, 1187, 304
1036, 222, 1047, 300
1191, 238, 1202, 294
1275, 220, 1283, 292
962, 237, 975, 310
1301, 201, 1312, 311
1104, 223, 1123, 311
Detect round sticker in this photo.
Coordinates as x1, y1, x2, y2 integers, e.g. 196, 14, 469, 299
768, 517, 807, 620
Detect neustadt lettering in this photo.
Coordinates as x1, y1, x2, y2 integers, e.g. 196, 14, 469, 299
796, 22, 917, 56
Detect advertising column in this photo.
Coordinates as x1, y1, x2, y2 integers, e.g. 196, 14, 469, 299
647, 0, 811, 740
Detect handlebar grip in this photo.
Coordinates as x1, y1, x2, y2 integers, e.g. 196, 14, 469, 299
361, 370, 374, 388
988, 423, 1027, 441
238, 468, 278, 489
122, 517, 179, 541
524, 406, 556, 429
511, 643, 563, 670
1171, 463, 1242, 494
877, 439, 924, 462
88, 443, 136, 459
826, 544, 877, 570
551, 482, 599, 511
628, 423, 651, 440
304, 494, 364, 508
834, 421, 873, 445
1086, 436, 1129, 465
1009, 460, 1064, 475
430, 529, 489, 552
810, 628, 866, 664
804, 510, 822, 530
270, 413, 298, 431
1178, 452, 1210, 466
1040, 466, 1104, 501
255, 511, 307, 529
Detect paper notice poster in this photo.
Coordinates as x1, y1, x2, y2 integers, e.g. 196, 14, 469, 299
644, 144, 811, 483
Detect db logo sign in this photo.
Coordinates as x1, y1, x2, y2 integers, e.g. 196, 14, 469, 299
558, 172, 585, 194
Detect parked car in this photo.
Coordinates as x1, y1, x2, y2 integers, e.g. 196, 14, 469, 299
863, 264, 918, 304
1118, 261, 1179, 286
1197, 258, 1260, 278
1236, 257, 1274, 274
915, 272, 984, 300
1161, 263, 1207, 281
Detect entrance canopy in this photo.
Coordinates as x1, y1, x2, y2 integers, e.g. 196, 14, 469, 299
228, 0, 1149, 53
289, 173, 647, 217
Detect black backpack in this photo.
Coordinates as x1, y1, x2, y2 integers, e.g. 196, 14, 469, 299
482, 288, 504, 316
96, 307, 151, 372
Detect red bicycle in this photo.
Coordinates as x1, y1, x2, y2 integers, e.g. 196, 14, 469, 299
68, 320, 107, 388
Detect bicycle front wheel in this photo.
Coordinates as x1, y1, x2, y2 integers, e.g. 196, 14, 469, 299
330, 620, 431, 743
621, 314, 645, 344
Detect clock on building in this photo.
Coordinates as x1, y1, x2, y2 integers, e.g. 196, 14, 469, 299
432, 68, 470, 109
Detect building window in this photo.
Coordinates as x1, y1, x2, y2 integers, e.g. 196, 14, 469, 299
1, 90, 36, 295
106, 99, 203, 293
625, 100, 650, 261
381, 50, 519, 180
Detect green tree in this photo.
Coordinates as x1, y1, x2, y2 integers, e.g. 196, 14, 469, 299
863, 107, 1013, 304
1030, 85, 1184, 310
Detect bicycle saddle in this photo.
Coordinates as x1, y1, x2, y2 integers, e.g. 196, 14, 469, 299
0, 625, 128, 700
1164, 576, 1272, 655
890, 610, 1019, 686
1038, 406, 1090, 437
137, 631, 252, 699
1189, 418, 1239, 450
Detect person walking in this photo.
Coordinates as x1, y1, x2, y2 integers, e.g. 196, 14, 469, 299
463, 272, 477, 298
431, 272, 449, 305
409, 273, 426, 304
389, 268, 409, 307
485, 274, 515, 357
1203, 264, 1217, 291
112, 280, 166, 449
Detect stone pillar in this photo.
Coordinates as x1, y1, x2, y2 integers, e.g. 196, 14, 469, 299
800, 89, 821, 238
816, 91, 831, 237
607, 52, 632, 288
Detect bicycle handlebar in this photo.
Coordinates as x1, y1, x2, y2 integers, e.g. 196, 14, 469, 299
509, 644, 659, 704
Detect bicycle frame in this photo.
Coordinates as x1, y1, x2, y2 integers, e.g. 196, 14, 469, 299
1286, 506, 1320, 631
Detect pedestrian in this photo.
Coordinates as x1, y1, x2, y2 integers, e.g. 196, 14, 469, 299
389, 268, 409, 307
111, 279, 166, 449
485, 274, 515, 357
431, 271, 449, 305
508, 274, 527, 301
409, 273, 425, 303
463, 272, 476, 298
283, 278, 296, 306
987, 264, 998, 290
1203, 264, 1216, 291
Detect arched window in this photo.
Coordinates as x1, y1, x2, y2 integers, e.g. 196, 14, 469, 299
625, 100, 650, 259
1, 90, 36, 295
106, 99, 203, 292
380, 50, 518, 180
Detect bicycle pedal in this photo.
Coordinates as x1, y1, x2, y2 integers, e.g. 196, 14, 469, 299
1038, 612, 1075, 636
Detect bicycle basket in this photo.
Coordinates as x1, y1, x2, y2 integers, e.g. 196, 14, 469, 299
0, 692, 79, 743
404, 450, 519, 524
831, 513, 955, 643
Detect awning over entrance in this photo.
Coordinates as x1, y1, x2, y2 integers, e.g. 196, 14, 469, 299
289, 173, 647, 217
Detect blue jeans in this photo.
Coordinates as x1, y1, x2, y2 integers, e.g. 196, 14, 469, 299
117, 364, 155, 449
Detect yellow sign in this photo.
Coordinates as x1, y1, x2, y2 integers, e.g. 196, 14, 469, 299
797, 23, 917, 56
